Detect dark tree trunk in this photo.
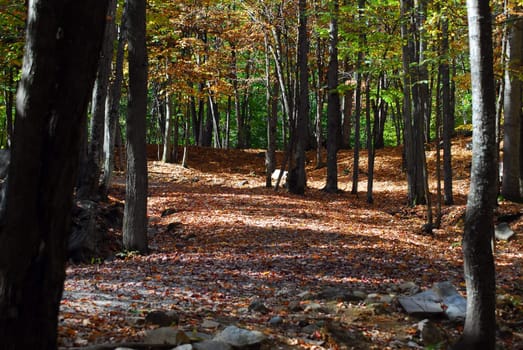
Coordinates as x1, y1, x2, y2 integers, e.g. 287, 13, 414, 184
501, 10, 523, 202
441, 15, 454, 205
314, 29, 325, 169
78, 0, 117, 200
324, 0, 340, 193
0, 1, 107, 349
366, 77, 375, 203
123, 0, 148, 254
288, 0, 309, 195
457, 1, 497, 348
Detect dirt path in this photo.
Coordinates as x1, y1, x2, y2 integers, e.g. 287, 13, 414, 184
59, 141, 523, 349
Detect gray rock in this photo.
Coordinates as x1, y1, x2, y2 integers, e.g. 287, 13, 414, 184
248, 299, 269, 314
114, 348, 137, 350
193, 340, 232, 350
145, 310, 180, 327
303, 302, 323, 313
398, 281, 466, 321
214, 325, 266, 348
288, 301, 304, 312
269, 316, 283, 326
301, 324, 320, 334
173, 345, 193, 350
417, 319, 445, 346
201, 319, 221, 329
398, 282, 420, 294
144, 327, 190, 345
351, 290, 368, 301
495, 222, 515, 241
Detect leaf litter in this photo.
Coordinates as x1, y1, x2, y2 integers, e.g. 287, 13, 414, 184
59, 138, 523, 349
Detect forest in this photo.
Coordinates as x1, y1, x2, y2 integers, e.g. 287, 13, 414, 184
0, 0, 521, 349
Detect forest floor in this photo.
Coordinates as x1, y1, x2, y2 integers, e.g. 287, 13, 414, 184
59, 136, 523, 350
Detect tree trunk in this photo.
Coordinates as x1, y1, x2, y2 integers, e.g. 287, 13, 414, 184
162, 92, 174, 163
314, 31, 324, 169
501, 10, 523, 202
351, 0, 365, 195
265, 35, 278, 187
78, 0, 117, 200
100, 2, 128, 199
0, 1, 107, 348
324, 0, 340, 193
457, 1, 497, 348
123, 0, 148, 254
441, 15, 454, 205
288, 0, 309, 195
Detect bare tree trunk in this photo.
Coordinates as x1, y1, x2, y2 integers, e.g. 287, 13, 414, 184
288, 0, 309, 194
100, 3, 128, 198
324, 0, 340, 193
457, 1, 497, 348
78, 0, 117, 200
123, 0, 148, 254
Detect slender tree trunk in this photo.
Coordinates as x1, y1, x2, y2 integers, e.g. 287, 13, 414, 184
351, 0, 365, 195
78, 0, 117, 200
315, 31, 324, 169
457, 1, 497, 348
123, 0, 148, 254
265, 35, 278, 187
366, 77, 374, 203
325, 0, 340, 193
501, 10, 523, 202
0, 1, 107, 348
100, 6, 127, 198
441, 15, 454, 205
162, 92, 174, 162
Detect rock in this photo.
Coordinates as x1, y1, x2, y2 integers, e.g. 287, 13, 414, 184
114, 348, 137, 350
495, 222, 515, 241
301, 324, 319, 334
398, 282, 420, 295
351, 290, 368, 301
269, 316, 283, 326
248, 299, 269, 314
68, 200, 101, 263
214, 325, 266, 348
288, 301, 304, 312
145, 310, 179, 327
417, 319, 445, 346
173, 345, 193, 350
364, 293, 393, 305
201, 319, 221, 329
398, 281, 466, 321
193, 340, 232, 350
303, 302, 323, 313
297, 291, 313, 300
144, 327, 190, 345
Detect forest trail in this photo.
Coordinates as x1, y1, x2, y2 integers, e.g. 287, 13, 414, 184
59, 137, 523, 349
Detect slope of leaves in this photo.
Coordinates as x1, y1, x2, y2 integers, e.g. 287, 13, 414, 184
59, 138, 523, 349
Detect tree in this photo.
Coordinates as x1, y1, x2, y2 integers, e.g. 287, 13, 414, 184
501, 7, 523, 202
324, 0, 341, 193
0, 0, 108, 348
288, 0, 309, 195
77, 0, 117, 200
456, 0, 497, 348
123, 0, 149, 253
100, 2, 129, 198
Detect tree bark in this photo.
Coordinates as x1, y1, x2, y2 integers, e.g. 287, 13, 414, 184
0, 1, 107, 348
288, 0, 309, 195
100, 5, 128, 198
324, 0, 340, 193
457, 1, 497, 348
501, 10, 523, 202
123, 0, 148, 254
78, 0, 117, 200
441, 15, 454, 205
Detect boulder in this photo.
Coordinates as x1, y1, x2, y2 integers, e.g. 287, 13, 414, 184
193, 340, 232, 350
144, 327, 190, 345
213, 326, 266, 348
145, 310, 179, 327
